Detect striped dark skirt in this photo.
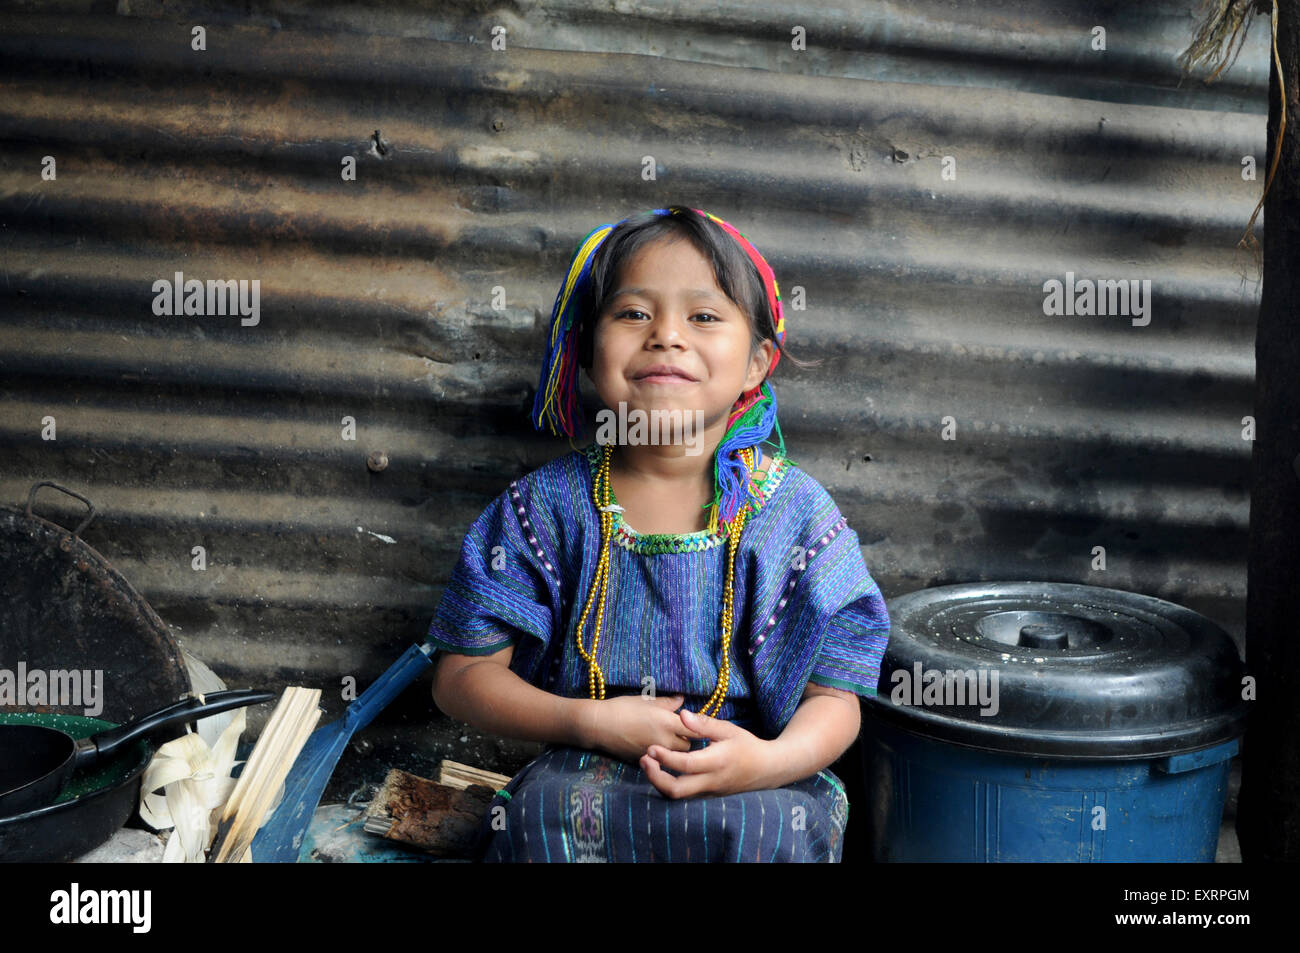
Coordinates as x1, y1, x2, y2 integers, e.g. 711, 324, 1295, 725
474, 744, 849, 863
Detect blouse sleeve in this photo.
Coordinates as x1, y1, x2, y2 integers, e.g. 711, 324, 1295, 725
425, 487, 559, 661
807, 585, 891, 698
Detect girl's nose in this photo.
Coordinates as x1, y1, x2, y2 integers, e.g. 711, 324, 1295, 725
646, 312, 688, 348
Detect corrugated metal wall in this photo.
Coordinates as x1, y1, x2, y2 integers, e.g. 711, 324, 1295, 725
0, 3, 1266, 776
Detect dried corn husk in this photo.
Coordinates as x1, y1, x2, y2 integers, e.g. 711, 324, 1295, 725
139, 702, 247, 863
182, 650, 238, 749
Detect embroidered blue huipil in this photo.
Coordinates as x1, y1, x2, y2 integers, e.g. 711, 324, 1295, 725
426, 443, 890, 741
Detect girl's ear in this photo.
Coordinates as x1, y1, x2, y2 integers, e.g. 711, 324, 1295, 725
744, 339, 776, 391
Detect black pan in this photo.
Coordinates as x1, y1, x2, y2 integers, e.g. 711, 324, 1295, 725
0, 689, 273, 816
0, 711, 155, 862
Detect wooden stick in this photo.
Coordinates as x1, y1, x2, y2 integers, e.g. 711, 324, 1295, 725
437, 759, 511, 792
209, 687, 322, 863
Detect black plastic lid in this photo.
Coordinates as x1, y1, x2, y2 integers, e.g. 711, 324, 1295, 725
863, 582, 1249, 759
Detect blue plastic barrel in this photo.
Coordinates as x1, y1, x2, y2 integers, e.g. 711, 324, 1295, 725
862, 583, 1249, 863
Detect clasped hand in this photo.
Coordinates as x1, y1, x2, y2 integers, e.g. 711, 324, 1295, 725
586, 693, 775, 799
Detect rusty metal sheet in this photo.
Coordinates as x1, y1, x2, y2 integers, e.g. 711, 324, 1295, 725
0, 6, 1267, 782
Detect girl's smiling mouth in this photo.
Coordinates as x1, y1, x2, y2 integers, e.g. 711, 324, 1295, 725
632, 363, 699, 384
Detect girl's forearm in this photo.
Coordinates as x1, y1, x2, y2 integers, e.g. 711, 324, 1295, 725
436, 659, 594, 749
762, 692, 861, 789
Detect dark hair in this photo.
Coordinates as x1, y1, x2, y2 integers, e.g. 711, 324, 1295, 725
575, 206, 813, 375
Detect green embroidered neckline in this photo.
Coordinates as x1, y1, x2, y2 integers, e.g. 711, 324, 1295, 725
580, 443, 789, 554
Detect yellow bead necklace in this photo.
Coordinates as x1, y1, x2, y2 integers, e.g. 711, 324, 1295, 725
574, 443, 754, 717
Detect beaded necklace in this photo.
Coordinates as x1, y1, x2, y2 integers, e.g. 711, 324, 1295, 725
574, 443, 757, 716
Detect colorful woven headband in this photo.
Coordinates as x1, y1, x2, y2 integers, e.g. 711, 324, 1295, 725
531, 207, 787, 527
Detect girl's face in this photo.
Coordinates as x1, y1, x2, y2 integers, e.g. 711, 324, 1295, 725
587, 236, 774, 449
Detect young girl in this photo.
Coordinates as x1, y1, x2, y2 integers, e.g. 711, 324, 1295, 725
426, 206, 890, 862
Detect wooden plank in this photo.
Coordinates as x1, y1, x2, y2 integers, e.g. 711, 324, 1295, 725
363, 768, 496, 857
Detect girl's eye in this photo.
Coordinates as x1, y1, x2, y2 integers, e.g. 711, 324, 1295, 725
613, 309, 719, 322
